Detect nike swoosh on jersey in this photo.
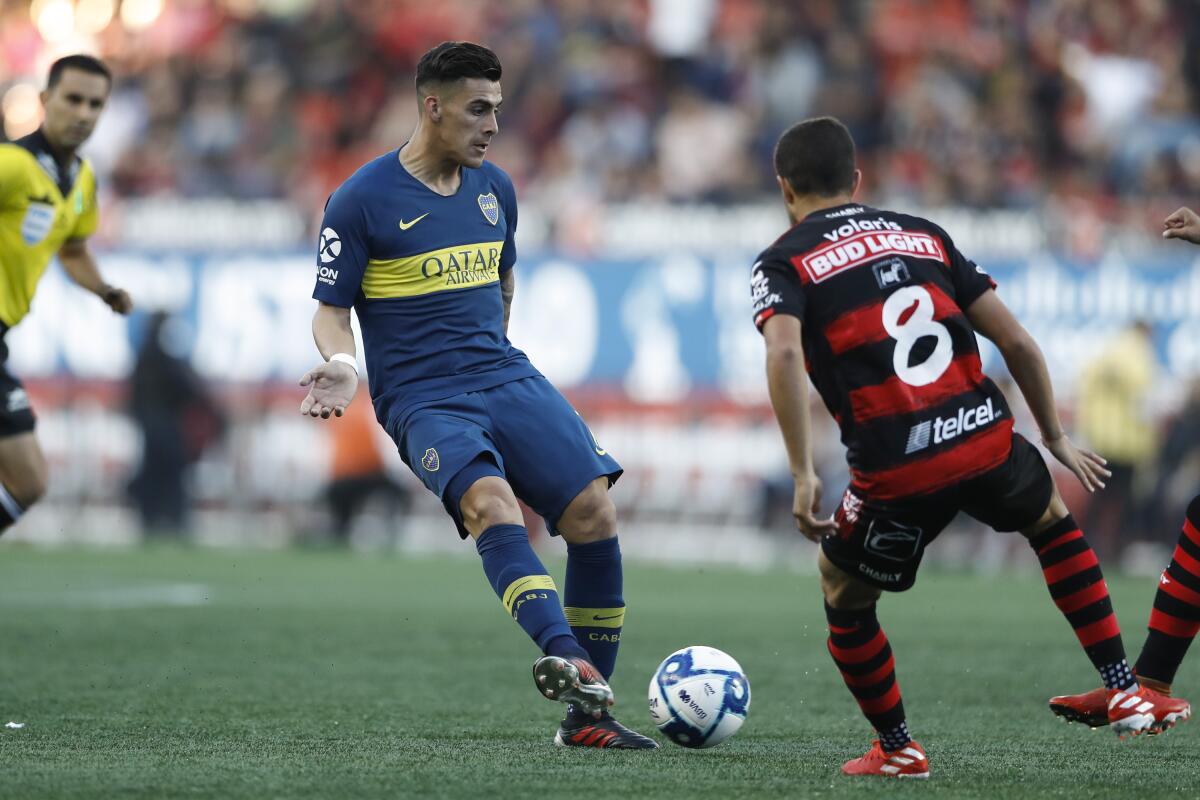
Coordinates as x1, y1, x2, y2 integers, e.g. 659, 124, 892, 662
398, 213, 429, 230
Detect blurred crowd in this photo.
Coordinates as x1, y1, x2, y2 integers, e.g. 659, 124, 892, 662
1, 0, 1198, 245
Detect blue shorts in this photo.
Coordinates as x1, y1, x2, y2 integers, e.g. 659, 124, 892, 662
394, 376, 622, 538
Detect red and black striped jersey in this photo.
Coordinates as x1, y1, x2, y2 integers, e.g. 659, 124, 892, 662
752, 203, 1013, 500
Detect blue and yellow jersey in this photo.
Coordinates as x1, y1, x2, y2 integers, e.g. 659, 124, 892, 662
0, 130, 99, 328
312, 149, 539, 432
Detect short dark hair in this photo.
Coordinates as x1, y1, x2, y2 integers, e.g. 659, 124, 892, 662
47, 54, 112, 90
774, 117, 857, 197
415, 42, 501, 95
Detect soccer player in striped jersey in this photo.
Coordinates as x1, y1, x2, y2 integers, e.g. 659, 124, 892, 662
0, 55, 133, 534
1050, 205, 1200, 728
752, 117, 1189, 778
298, 42, 654, 749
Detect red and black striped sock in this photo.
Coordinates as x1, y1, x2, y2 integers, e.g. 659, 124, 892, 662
825, 602, 910, 751
1029, 515, 1134, 690
1135, 495, 1200, 687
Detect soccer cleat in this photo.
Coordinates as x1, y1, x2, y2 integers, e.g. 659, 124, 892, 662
532, 655, 614, 718
1106, 686, 1191, 737
1050, 685, 1192, 735
1048, 686, 1109, 729
554, 707, 659, 749
841, 740, 929, 779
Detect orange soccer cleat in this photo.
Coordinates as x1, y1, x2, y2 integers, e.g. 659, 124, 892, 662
841, 739, 929, 779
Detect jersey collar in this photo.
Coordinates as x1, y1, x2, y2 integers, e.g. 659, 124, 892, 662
803, 202, 867, 221
14, 128, 81, 199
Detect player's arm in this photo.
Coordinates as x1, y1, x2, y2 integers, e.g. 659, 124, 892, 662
57, 238, 132, 314
500, 268, 514, 335
300, 302, 358, 419
1163, 207, 1200, 244
965, 289, 1111, 492
303, 186, 369, 420
762, 314, 838, 542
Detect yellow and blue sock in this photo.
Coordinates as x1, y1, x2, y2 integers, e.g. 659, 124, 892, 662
475, 524, 589, 661
564, 536, 624, 680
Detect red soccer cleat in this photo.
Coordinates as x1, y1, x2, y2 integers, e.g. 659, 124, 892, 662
841, 740, 929, 779
1051, 685, 1191, 736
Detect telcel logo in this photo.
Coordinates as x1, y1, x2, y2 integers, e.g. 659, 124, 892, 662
905, 397, 1001, 454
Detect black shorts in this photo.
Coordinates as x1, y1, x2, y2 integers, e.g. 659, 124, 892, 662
822, 433, 1053, 592
0, 333, 36, 438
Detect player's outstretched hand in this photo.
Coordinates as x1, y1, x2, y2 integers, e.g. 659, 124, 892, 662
793, 471, 838, 542
1044, 434, 1111, 493
299, 360, 358, 419
101, 286, 133, 315
1163, 207, 1200, 244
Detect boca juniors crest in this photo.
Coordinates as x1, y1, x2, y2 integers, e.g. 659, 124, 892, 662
477, 193, 499, 226
422, 448, 440, 472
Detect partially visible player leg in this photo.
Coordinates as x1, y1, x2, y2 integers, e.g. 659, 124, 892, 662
453, 466, 613, 716
1134, 494, 1200, 693
0, 431, 48, 534
820, 552, 928, 779
549, 476, 655, 749
1025, 490, 1190, 734
476, 377, 655, 748
557, 477, 623, 680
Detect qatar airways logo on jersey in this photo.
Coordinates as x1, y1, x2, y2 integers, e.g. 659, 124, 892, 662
904, 398, 1002, 454
799, 226, 947, 284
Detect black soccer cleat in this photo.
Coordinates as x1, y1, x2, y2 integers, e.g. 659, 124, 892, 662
554, 707, 660, 749
532, 655, 613, 718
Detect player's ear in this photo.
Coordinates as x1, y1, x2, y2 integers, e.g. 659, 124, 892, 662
776, 175, 795, 205
424, 93, 441, 123
850, 169, 863, 198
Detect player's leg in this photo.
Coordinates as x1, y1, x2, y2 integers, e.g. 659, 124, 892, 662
819, 490, 947, 778
1020, 489, 1188, 733
480, 377, 655, 747
556, 477, 623, 680
1133, 493, 1200, 693
961, 434, 1189, 734
0, 431, 48, 535
397, 400, 611, 717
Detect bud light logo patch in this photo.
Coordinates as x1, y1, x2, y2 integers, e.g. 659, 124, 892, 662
477, 193, 499, 226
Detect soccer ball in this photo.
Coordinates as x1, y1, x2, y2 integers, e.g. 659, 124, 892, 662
647, 645, 750, 748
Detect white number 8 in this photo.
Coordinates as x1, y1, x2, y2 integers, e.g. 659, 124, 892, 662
881, 286, 953, 387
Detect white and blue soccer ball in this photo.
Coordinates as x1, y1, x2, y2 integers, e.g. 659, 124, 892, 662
647, 645, 750, 748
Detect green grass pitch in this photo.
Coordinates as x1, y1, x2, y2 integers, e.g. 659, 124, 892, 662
1, 543, 1197, 798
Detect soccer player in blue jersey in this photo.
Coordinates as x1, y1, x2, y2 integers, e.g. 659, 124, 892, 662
298, 42, 656, 749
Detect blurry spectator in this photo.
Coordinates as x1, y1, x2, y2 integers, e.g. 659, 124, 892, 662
323, 392, 408, 545
127, 311, 223, 538
1146, 378, 1200, 544
1077, 321, 1161, 558
1, 0, 1198, 241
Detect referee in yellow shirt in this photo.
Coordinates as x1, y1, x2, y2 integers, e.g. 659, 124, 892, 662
0, 54, 132, 533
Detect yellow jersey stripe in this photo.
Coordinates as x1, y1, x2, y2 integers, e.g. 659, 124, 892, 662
501, 575, 557, 616
563, 606, 626, 629
362, 240, 504, 299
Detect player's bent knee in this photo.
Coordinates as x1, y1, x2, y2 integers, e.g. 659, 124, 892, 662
558, 480, 617, 543
2, 468, 47, 510
818, 550, 880, 609
458, 477, 522, 535
1020, 488, 1070, 539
